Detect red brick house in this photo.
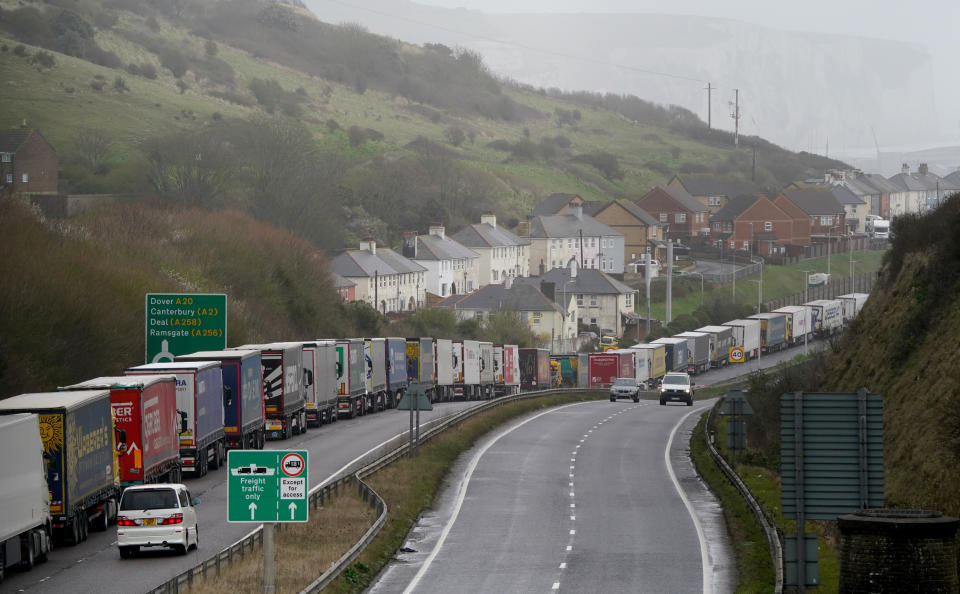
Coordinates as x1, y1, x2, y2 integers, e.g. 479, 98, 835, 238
772, 194, 812, 249
0, 130, 58, 195
635, 185, 709, 244
777, 188, 846, 238
711, 195, 796, 256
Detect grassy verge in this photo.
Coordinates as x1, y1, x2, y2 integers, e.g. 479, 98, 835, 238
690, 413, 774, 592
188, 485, 377, 593
709, 412, 841, 592
324, 392, 606, 593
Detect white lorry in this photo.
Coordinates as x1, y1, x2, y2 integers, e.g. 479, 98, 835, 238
723, 319, 762, 360
0, 414, 53, 581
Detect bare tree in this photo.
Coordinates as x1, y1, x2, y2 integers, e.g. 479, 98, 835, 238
73, 128, 112, 172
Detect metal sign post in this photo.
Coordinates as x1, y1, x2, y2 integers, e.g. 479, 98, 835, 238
397, 381, 432, 455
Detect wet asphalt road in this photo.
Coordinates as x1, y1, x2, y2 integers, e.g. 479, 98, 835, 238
369, 399, 735, 594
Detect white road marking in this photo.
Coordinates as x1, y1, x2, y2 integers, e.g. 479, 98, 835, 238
402, 401, 592, 594
665, 406, 713, 594
552, 582, 560, 590
570, 503, 575, 508
566, 545, 572, 551
569, 492, 574, 497
570, 516, 575, 521
569, 529, 576, 535
559, 562, 567, 569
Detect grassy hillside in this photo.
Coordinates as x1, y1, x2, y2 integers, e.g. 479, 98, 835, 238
818, 194, 960, 514
0, 0, 847, 250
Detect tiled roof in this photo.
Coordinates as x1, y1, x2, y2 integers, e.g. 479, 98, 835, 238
414, 234, 479, 261
672, 174, 762, 199
711, 195, 758, 222
519, 266, 632, 295
526, 213, 622, 239
532, 193, 581, 216
781, 188, 844, 216
831, 185, 865, 205
0, 130, 31, 153
858, 173, 901, 194
450, 223, 529, 248
887, 173, 927, 192
661, 184, 710, 213
436, 282, 559, 313
331, 248, 425, 279
588, 199, 659, 226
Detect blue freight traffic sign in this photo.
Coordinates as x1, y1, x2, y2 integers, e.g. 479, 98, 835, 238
227, 450, 308, 523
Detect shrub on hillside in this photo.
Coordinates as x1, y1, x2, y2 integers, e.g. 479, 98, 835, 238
570, 151, 624, 180
31, 49, 56, 68
159, 46, 188, 77
208, 89, 253, 106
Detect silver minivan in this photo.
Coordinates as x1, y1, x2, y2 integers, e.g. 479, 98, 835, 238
117, 484, 199, 558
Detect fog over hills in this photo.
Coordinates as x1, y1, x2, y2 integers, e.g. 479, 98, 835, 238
305, 0, 942, 157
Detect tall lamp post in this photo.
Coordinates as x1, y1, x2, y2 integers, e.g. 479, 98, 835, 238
749, 279, 762, 369
799, 269, 814, 355
826, 225, 839, 278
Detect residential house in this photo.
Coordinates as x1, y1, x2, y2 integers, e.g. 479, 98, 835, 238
666, 174, 762, 214
583, 199, 664, 269
912, 163, 960, 210
521, 199, 625, 274
888, 165, 928, 217
330, 238, 426, 314
859, 173, 899, 220
436, 280, 573, 349
331, 273, 356, 302
944, 170, 960, 188
0, 129, 58, 195
779, 188, 846, 239
635, 185, 710, 244
402, 224, 479, 299
519, 260, 636, 338
450, 214, 530, 285
772, 194, 813, 249
830, 185, 867, 233
712, 195, 794, 256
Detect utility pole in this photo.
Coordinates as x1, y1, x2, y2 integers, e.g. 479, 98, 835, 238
729, 89, 741, 148
705, 82, 712, 129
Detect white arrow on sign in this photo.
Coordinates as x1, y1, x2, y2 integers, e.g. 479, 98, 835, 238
288, 501, 297, 520
248, 501, 257, 520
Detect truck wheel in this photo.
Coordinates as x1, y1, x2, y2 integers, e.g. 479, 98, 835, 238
609, 396, 616, 402
21, 536, 35, 569
687, 397, 694, 406
79, 510, 89, 542
659, 398, 666, 406
633, 395, 640, 403
94, 506, 109, 532
209, 445, 220, 470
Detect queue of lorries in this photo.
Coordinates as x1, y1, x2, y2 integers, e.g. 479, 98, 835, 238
578, 293, 868, 393
0, 292, 868, 578
0, 337, 542, 579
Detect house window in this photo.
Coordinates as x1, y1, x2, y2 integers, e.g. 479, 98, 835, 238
4, 174, 11, 184
675, 213, 686, 223
820, 215, 832, 226
568, 239, 574, 248
21, 173, 28, 183
590, 296, 598, 306
743, 241, 750, 249
1, 153, 10, 162
659, 213, 668, 223
713, 222, 721, 231
492, 270, 498, 281
590, 318, 597, 325
764, 221, 772, 231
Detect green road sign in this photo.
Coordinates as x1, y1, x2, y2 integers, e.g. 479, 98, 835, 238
227, 450, 308, 523
145, 293, 227, 363
397, 380, 433, 410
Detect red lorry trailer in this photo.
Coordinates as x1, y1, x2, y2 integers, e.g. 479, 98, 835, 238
588, 352, 629, 388
60, 375, 182, 487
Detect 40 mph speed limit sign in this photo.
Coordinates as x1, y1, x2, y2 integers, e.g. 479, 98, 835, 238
729, 346, 746, 363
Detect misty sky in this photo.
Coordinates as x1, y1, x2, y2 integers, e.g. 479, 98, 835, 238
415, 0, 960, 149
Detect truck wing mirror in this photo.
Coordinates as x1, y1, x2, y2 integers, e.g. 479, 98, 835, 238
223, 385, 233, 407
303, 369, 313, 387
179, 410, 188, 433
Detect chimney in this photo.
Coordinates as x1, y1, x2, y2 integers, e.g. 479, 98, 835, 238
359, 237, 376, 255
539, 258, 545, 275
401, 231, 417, 258
919, 163, 928, 175
901, 163, 910, 174
516, 221, 530, 237
568, 257, 578, 279
541, 281, 555, 302
480, 213, 497, 228
569, 201, 583, 219
429, 223, 445, 239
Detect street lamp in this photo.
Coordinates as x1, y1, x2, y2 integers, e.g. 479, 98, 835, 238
749, 279, 762, 369
799, 269, 814, 355
826, 225, 840, 278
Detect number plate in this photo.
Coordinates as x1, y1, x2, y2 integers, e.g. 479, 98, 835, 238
143, 518, 156, 526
